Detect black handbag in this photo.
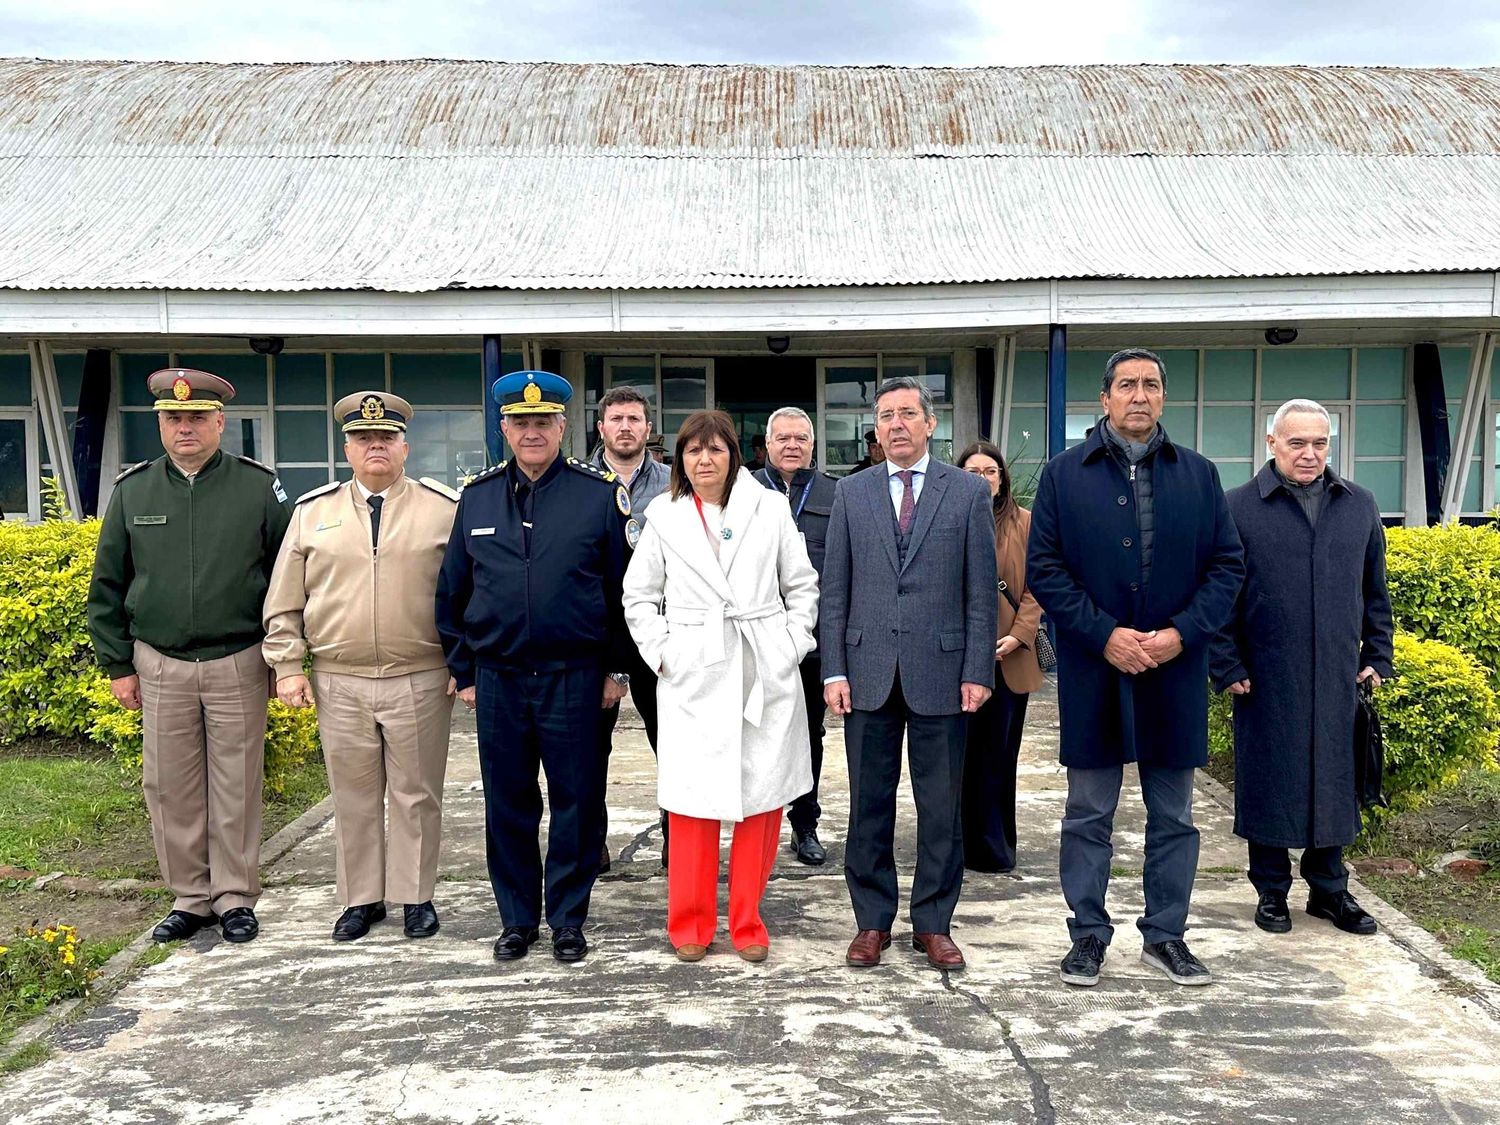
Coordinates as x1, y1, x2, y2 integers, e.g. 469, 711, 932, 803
998, 579, 1057, 673
1354, 680, 1388, 810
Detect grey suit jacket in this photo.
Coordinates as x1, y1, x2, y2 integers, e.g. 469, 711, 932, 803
819, 459, 997, 715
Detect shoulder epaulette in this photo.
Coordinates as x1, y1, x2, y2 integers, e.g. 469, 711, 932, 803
462, 461, 508, 489
416, 476, 460, 502
295, 480, 342, 505
565, 457, 617, 484
236, 454, 276, 475
113, 460, 151, 484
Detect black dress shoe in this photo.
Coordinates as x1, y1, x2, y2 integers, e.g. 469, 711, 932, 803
1059, 934, 1106, 987
220, 907, 260, 944
1307, 890, 1378, 935
332, 902, 387, 942
403, 901, 439, 938
493, 926, 540, 962
552, 926, 588, 962
1255, 891, 1292, 933
1141, 939, 1212, 986
790, 827, 827, 866
151, 909, 216, 943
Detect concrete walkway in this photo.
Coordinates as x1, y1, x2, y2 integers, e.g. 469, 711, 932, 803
3, 686, 1499, 1123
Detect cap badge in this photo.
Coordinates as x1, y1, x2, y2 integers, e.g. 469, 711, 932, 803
172, 376, 191, 401
360, 395, 386, 420
523, 382, 542, 404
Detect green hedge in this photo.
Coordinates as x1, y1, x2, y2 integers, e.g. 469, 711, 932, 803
1210, 631, 1499, 827
0, 520, 319, 792
1386, 524, 1500, 686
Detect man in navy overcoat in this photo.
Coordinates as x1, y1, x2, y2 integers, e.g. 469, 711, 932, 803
1027, 349, 1243, 989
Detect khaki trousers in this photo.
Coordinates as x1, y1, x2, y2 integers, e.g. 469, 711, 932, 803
136, 641, 268, 916
312, 667, 453, 906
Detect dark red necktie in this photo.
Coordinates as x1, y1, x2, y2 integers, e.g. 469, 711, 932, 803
896, 470, 915, 535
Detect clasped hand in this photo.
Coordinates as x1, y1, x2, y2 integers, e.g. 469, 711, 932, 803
1104, 626, 1182, 675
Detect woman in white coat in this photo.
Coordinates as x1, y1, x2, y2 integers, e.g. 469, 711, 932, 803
623, 410, 820, 963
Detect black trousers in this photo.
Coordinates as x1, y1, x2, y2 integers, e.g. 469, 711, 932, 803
961, 672, 1028, 872
844, 672, 968, 934
476, 663, 605, 930
1248, 842, 1348, 899
599, 643, 661, 847
788, 654, 827, 835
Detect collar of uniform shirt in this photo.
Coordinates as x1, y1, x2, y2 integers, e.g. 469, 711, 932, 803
354, 477, 398, 502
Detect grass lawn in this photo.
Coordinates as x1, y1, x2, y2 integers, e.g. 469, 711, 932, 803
0, 737, 329, 1056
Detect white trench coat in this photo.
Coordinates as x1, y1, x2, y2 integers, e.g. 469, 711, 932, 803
623, 468, 820, 821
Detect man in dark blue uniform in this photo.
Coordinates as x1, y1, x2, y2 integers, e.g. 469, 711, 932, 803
435, 370, 636, 964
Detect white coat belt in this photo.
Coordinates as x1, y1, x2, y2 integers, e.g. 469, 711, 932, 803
663, 600, 785, 727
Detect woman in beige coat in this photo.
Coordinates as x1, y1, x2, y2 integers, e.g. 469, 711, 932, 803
623, 410, 819, 963
956, 440, 1043, 873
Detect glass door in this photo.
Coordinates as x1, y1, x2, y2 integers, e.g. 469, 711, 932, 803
0, 411, 39, 521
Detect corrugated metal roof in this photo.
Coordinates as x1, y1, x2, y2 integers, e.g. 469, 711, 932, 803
3, 59, 1500, 290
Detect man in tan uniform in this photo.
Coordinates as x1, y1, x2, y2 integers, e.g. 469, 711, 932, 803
263, 391, 459, 941
88, 368, 291, 945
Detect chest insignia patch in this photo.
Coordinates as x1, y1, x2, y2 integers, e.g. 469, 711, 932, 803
133, 515, 167, 525
625, 518, 641, 549
471, 526, 496, 536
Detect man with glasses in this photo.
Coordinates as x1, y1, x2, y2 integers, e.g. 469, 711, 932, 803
753, 406, 838, 865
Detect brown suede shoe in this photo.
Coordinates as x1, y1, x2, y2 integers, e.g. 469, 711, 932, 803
913, 932, 966, 969
675, 943, 708, 962
738, 944, 768, 963
846, 929, 892, 967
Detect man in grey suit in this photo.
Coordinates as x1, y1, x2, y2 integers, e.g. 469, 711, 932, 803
822, 376, 998, 970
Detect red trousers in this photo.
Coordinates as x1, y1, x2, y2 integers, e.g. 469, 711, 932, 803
667, 809, 783, 950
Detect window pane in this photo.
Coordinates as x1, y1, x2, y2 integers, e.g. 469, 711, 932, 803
1009, 459, 1044, 501
1203, 351, 1254, 401
1162, 405, 1197, 448
921, 354, 952, 403
1158, 350, 1198, 400
274, 353, 327, 406
0, 354, 28, 407
1261, 349, 1351, 403
1359, 349, 1406, 400
1214, 461, 1253, 489
1065, 412, 1093, 449
0, 418, 27, 514
1202, 405, 1253, 458
404, 409, 485, 488
824, 362, 879, 408
1439, 348, 1472, 394
824, 413, 871, 466
392, 353, 481, 406
1356, 405, 1404, 457
1005, 407, 1046, 460
1012, 351, 1046, 403
120, 411, 160, 463
661, 363, 707, 410
1448, 400, 1486, 458
120, 354, 170, 407
604, 361, 656, 405
221, 414, 265, 462
276, 410, 329, 463
53, 353, 85, 407
333, 353, 385, 402
178, 355, 268, 406
1066, 350, 1111, 401
1354, 461, 1403, 512
278, 466, 332, 502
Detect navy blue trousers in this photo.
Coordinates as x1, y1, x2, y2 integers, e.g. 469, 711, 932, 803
476, 663, 606, 930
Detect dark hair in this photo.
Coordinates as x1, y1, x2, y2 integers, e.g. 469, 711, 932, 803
873, 375, 936, 419
1101, 348, 1167, 394
598, 386, 650, 415
751, 433, 767, 450
670, 410, 742, 505
956, 439, 1019, 526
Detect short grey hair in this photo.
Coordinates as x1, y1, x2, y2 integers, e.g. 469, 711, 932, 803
1101, 348, 1167, 393
1271, 398, 1331, 435
873, 376, 935, 420
765, 406, 813, 435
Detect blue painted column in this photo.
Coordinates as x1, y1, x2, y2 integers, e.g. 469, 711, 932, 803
1047, 323, 1067, 459
482, 335, 503, 466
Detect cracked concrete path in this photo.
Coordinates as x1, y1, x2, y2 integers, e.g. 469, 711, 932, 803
3, 685, 1499, 1123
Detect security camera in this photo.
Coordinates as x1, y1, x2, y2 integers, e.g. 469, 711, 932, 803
766, 336, 791, 355
1264, 327, 1298, 346
248, 336, 285, 356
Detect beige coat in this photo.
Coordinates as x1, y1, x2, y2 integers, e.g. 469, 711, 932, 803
996, 506, 1045, 695
624, 469, 820, 821
263, 475, 457, 680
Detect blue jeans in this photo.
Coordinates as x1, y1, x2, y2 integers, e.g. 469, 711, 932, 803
1060, 765, 1199, 946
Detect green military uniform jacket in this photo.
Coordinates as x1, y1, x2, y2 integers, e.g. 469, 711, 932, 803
87, 450, 293, 678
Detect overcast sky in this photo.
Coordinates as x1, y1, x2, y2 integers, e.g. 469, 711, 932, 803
2, 0, 1497, 67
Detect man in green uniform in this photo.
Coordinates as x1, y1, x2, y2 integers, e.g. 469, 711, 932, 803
87, 367, 292, 944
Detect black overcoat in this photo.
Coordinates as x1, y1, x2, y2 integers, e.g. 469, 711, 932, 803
1209, 462, 1395, 848
1026, 426, 1245, 769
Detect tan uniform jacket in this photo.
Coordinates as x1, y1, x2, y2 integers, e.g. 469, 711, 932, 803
263, 475, 458, 680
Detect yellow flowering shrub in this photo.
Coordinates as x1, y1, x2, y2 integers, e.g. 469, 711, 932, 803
0, 923, 100, 1018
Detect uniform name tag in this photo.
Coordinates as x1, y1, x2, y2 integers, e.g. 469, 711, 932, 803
471, 527, 496, 536
133, 515, 167, 525
315, 520, 343, 531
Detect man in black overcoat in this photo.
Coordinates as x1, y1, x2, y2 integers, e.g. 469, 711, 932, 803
1210, 399, 1394, 936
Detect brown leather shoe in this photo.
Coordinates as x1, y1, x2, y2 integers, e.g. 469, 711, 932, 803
913, 932, 966, 970
738, 944, 768, 963
846, 929, 892, 967
675, 943, 708, 962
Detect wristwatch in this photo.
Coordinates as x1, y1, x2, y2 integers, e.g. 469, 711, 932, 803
607, 672, 631, 687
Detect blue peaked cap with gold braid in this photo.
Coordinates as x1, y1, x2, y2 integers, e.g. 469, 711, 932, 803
492, 370, 571, 415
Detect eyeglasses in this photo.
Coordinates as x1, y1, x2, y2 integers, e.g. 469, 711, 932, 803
875, 408, 925, 424
965, 466, 1001, 478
